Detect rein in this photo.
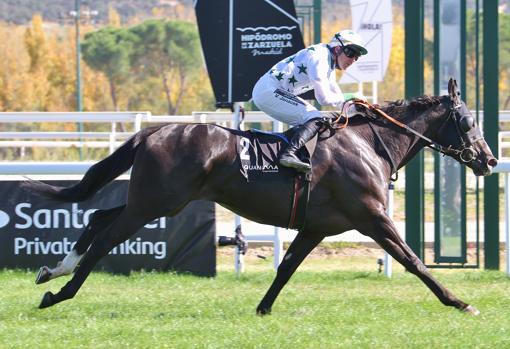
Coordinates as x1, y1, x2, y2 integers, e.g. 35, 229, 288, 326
353, 100, 477, 162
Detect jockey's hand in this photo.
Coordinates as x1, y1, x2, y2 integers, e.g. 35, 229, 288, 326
343, 92, 367, 102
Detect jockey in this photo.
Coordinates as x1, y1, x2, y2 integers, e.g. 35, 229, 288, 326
252, 29, 368, 173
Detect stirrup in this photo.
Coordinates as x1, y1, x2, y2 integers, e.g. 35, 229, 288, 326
279, 157, 311, 172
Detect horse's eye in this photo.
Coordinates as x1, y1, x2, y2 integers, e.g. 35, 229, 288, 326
460, 115, 475, 133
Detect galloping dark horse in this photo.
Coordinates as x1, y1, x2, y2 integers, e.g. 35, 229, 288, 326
26, 79, 496, 315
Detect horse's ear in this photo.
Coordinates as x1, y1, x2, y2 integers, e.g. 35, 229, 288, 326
447, 78, 454, 97
448, 78, 461, 104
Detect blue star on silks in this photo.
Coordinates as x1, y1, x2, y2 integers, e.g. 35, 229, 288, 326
286, 55, 295, 63
297, 64, 307, 74
288, 75, 298, 86
275, 72, 284, 81
307, 47, 315, 51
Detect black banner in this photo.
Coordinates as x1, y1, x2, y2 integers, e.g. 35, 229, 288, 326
195, 0, 305, 104
0, 181, 216, 276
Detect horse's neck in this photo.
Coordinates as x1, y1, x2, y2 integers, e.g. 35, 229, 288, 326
375, 105, 445, 171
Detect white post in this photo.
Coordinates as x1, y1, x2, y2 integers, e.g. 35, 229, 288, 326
232, 102, 245, 274
385, 182, 394, 277
272, 119, 284, 270
134, 113, 143, 132
233, 102, 244, 130
372, 81, 393, 277
372, 81, 378, 104
234, 216, 244, 274
194, 113, 207, 123
273, 227, 283, 270
109, 122, 116, 154
506, 173, 510, 277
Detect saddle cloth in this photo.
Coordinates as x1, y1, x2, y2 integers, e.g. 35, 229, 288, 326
236, 128, 314, 182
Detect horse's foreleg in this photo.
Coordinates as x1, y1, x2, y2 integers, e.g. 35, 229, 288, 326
257, 232, 323, 315
35, 206, 125, 285
367, 214, 479, 315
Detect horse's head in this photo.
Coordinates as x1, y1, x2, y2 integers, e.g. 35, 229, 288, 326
435, 79, 497, 176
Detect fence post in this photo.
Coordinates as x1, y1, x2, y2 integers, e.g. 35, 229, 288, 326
109, 122, 116, 154
273, 120, 284, 270
385, 182, 394, 277
506, 173, 509, 276
134, 113, 143, 132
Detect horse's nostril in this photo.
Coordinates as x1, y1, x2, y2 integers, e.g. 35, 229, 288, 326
488, 158, 498, 167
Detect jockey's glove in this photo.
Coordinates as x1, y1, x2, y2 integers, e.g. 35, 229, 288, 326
343, 92, 367, 102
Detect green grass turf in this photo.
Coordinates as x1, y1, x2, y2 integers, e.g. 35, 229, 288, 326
0, 256, 509, 349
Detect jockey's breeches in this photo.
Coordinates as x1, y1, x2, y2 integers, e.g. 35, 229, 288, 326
252, 75, 322, 126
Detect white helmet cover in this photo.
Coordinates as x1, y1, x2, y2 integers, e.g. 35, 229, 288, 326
329, 29, 368, 55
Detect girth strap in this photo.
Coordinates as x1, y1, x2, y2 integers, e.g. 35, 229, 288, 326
287, 173, 311, 231
286, 131, 317, 231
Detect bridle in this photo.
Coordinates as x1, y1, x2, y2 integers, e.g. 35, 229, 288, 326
434, 100, 483, 163
353, 98, 482, 164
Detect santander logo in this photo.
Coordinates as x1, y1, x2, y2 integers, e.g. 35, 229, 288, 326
0, 209, 9, 228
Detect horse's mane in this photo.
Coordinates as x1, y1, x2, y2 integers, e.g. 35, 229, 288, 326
379, 95, 443, 117
345, 95, 447, 128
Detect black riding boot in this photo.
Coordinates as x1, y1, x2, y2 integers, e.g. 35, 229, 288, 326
279, 118, 322, 172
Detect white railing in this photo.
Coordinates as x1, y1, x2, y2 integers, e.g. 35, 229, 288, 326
0, 161, 95, 175
0, 111, 148, 124
0, 110, 283, 272
0, 111, 276, 156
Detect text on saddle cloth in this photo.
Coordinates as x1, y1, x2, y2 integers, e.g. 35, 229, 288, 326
236, 129, 313, 181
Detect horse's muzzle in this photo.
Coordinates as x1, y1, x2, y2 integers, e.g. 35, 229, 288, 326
477, 157, 498, 176
470, 156, 497, 176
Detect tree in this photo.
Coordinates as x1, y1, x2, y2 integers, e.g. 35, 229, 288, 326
465, 10, 510, 110
500, 12, 510, 109
81, 27, 135, 111
164, 20, 202, 114
108, 6, 121, 27
24, 14, 47, 73
130, 19, 201, 114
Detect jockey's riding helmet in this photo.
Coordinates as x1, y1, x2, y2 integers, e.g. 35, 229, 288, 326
329, 30, 368, 56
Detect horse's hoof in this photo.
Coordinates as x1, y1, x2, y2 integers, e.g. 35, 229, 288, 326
39, 291, 54, 309
35, 266, 52, 285
256, 307, 271, 316
462, 305, 480, 316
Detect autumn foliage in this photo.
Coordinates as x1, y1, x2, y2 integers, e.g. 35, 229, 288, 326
0, 6, 509, 116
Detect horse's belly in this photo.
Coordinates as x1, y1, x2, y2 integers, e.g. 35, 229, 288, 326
213, 180, 295, 228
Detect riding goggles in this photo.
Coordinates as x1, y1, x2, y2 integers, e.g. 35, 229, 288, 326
334, 34, 361, 59
342, 46, 361, 59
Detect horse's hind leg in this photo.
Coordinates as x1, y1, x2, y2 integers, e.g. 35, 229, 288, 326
38, 207, 153, 309
35, 206, 124, 285
365, 213, 479, 315
257, 231, 323, 315
74, 206, 125, 255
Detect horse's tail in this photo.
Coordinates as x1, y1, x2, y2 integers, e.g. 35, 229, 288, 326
22, 126, 163, 203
